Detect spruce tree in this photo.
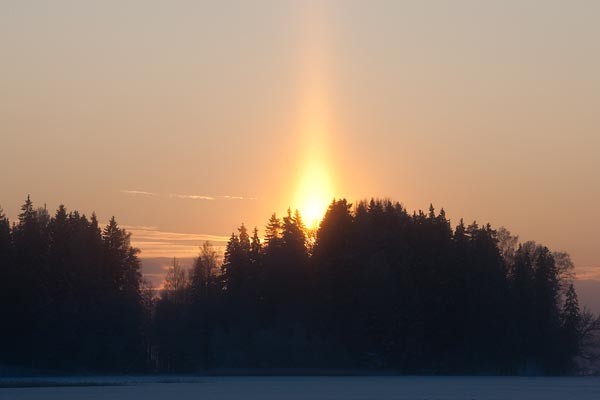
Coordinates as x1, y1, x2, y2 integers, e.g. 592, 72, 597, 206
264, 213, 282, 248
0, 206, 11, 264
562, 283, 581, 365
250, 227, 262, 265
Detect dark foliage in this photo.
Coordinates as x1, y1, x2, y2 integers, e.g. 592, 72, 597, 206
0, 197, 146, 372
151, 198, 597, 374
1, 197, 597, 374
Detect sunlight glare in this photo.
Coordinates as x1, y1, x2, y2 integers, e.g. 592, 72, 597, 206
292, 3, 336, 230
295, 162, 334, 229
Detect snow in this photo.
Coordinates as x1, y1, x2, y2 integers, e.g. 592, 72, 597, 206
1, 376, 600, 400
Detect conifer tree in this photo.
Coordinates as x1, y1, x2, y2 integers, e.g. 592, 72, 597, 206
0, 206, 11, 263
102, 216, 141, 295
264, 213, 282, 248
222, 233, 241, 295
250, 227, 262, 265
563, 284, 581, 344
238, 223, 250, 254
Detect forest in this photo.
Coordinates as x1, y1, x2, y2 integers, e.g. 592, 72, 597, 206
1, 196, 598, 375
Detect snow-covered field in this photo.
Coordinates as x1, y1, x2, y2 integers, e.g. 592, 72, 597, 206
1, 376, 600, 400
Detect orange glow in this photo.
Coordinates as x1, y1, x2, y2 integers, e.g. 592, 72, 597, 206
293, 85, 335, 228
295, 161, 334, 229
292, 4, 336, 229
292, 84, 336, 229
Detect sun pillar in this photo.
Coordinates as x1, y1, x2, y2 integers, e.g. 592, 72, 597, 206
293, 5, 336, 229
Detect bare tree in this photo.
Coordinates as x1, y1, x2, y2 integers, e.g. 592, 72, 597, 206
496, 226, 519, 268
578, 308, 600, 369
162, 257, 188, 304
190, 241, 221, 299
553, 251, 576, 292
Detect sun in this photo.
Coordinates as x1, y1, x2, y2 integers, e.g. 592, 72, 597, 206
292, 6, 336, 230
295, 162, 334, 229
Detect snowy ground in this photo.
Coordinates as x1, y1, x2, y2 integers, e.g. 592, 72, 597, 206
1, 376, 600, 400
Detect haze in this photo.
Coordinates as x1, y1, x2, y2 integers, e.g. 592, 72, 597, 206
1, 1, 599, 275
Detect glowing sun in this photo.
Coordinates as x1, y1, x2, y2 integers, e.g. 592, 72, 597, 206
295, 162, 334, 229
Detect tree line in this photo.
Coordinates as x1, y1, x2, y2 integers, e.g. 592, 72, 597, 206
0, 197, 148, 372
1, 197, 598, 374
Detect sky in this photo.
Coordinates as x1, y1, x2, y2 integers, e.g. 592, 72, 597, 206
1, 1, 599, 277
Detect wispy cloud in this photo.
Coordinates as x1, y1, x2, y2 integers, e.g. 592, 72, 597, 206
169, 193, 216, 200
121, 224, 159, 231
140, 257, 198, 289
223, 195, 258, 200
121, 190, 256, 201
575, 266, 600, 281
170, 193, 258, 201
124, 225, 229, 258
122, 190, 158, 197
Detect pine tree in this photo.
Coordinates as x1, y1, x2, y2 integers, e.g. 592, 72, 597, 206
18, 195, 35, 225
238, 223, 250, 254
222, 233, 241, 295
0, 206, 11, 262
48, 205, 70, 276
250, 227, 262, 265
264, 213, 282, 248
314, 199, 353, 258
0, 206, 14, 362
454, 218, 466, 242
563, 284, 581, 328
87, 212, 103, 279
13, 196, 45, 266
428, 203, 436, 219
99, 216, 143, 370
282, 208, 307, 252
102, 217, 141, 295
562, 283, 581, 362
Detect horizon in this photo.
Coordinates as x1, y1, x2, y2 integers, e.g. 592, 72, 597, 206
3, 194, 600, 316
2, 1, 599, 277
2, 194, 600, 278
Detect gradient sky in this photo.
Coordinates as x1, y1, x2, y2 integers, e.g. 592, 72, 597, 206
1, 1, 599, 275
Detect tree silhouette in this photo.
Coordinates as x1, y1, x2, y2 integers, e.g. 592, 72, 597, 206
1, 195, 597, 374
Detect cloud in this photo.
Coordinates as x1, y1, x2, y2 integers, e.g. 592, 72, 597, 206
123, 225, 229, 258
140, 257, 197, 289
575, 266, 600, 281
170, 193, 258, 201
574, 279, 600, 314
121, 190, 158, 197
121, 190, 256, 201
169, 193, 216, 200
121, 224, 159, 231
223, 195, 258, 200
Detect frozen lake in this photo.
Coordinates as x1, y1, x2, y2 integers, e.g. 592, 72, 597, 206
2, 376, 600, 400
